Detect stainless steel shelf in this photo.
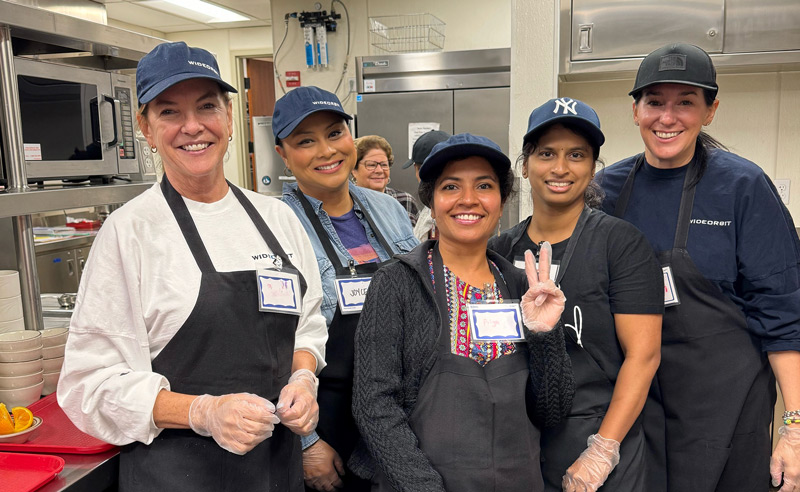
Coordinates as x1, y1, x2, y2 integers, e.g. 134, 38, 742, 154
0, 182, 152, 218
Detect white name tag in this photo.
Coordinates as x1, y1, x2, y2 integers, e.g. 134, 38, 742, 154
335, 276, 373, 314
663, 265, 680, 307
257, 269, 302, 315
468, 303, 525, 342
514, 258, 560, 282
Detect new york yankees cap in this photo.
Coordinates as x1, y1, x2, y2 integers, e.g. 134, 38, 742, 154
402, 130, 451, 169
419, 133, 511, 181
137, 41, 237, 105
273, 86, 352, 144
523, 97, 605, 151
630, 43, 718, 97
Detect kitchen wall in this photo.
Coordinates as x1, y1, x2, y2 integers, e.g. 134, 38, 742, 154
559, 72, 800, 220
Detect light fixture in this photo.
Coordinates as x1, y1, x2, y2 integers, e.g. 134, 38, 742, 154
139, 0, 250, 23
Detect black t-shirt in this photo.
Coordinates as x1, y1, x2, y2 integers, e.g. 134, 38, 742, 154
503, 210, 663, 382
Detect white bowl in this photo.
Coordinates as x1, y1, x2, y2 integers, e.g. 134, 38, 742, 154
0, 380, 44, 407
0, 318, 24, 334
0, 369, 43, 389
0, 271, 20, 299
0, 345, 42, 363
0, 331, 42, 352
0, 296, 22, 322
40, 328, 69, 348
0, 416, 42, 444
42, 344, 65, 360
0, 358, 42, 377
42, 356, 63, 374
41, 371, 59, 396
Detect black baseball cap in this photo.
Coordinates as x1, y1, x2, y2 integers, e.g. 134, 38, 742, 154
272, 86, 352, 144
523, 97, 604, 151
402, 130, 451, 169
419, 133, 511, 181
630, 43, 718, 97
136, 42, 237, 105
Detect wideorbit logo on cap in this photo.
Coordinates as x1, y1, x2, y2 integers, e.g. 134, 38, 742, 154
187, 60, 220, 76
311, 100, 342, 109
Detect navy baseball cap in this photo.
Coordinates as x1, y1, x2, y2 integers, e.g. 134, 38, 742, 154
273, 86, 352, 144
402, 130, 451, 169
419, 133, 511, 181
523, 97, 605, 151
136, 41, 237, 105
630, 43, 718, 97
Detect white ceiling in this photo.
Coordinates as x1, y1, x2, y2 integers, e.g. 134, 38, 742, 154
101, 0, 272, 33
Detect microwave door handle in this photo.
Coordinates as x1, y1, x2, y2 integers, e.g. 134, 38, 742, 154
100, 94, 120, 148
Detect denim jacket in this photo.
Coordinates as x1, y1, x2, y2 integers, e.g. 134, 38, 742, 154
282, 182, 418, 327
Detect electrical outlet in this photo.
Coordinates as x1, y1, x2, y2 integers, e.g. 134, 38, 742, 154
348, 77, 356, 93
775, 179, 790, 205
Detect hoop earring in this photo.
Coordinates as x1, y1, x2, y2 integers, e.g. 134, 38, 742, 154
387, 177, 391, 184
151, 146, 157, 154
284, 167, 294, 177
224, 150, 230, 162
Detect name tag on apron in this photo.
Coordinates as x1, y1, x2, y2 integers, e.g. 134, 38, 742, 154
468, 302, 525, 342
663, 265, 681, 307
514, 258, 560, 282
257, 268, 302, 315
335, 275, 373, 314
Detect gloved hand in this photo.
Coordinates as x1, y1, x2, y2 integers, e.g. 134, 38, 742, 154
276, 368, 319, 436
520, 243, 566, 333
303, 438, 345, 491
771, 425, 800, 491
188, 393, 280, 455
562, 434, 621, 492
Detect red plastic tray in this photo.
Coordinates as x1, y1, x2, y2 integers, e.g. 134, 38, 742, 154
0, 452, 64, 492
0, 394, 116, 454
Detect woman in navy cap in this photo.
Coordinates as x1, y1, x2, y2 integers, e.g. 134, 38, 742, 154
598, 42, 800, 491
352, 133, 574, 491
489, 98, 663, 491
275, 86, 418, 491
58, 42, 326, 491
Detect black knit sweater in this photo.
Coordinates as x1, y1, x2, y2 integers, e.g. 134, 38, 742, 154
351, 241, 574, 492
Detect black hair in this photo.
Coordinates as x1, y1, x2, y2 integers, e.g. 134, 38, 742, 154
632, 87, 727, 187
518, 122, 605, 209
417, 157, 515, 208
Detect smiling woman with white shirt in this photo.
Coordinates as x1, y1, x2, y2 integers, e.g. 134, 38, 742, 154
57, 42, 327, 492
275, 86, 417, 492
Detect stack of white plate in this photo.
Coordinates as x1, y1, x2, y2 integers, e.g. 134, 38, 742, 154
39, 328, 68, 395
0, 331, 44, 407
0, 271, 23, 334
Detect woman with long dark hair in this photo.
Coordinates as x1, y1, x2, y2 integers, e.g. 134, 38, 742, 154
598, 43, 800, 492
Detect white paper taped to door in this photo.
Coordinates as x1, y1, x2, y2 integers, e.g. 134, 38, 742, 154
408, 123, 441, 159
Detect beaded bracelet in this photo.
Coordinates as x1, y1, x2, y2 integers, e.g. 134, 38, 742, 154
783, 409, 800, 421
784, 418, 800, 425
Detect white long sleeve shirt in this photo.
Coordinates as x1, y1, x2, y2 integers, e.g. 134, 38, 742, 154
57, 183, 327, 446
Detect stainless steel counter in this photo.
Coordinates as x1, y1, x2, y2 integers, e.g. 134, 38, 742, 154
35, 235, 96, 254
38, 448, 119, 492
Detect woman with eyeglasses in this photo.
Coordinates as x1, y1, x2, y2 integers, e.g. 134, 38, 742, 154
352, 135, 420, 227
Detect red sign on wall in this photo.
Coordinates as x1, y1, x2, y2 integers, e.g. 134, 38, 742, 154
286, 71, 301, 87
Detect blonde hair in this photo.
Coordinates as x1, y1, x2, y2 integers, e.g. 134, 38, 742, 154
354, 135, 393, 169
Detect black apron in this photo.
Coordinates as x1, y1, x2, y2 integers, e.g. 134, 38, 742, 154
614, 154, 774, 492
119, 176, 306, 491
373, 245, 542, 492
537, 206, 647, 491
294, 189, 396, 492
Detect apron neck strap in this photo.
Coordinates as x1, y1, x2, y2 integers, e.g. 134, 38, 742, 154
553, 204, 592, 285
161, 174, 216, 273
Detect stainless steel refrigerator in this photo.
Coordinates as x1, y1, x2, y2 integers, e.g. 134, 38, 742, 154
252, 116, 295, 196
355, 48, 517, 230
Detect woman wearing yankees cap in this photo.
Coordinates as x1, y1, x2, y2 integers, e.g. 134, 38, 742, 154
598, 42, 800, 492
489, 98, 663, 491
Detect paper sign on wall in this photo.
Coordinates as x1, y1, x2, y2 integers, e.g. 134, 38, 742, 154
24, 143, 42, 161
408, 122, 441, 159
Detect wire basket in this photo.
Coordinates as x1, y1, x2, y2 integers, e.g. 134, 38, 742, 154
369, 13, 446, 54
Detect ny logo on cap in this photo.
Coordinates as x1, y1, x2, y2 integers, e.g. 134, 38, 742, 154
553, 97, 578, 115
659, 54, 687, 71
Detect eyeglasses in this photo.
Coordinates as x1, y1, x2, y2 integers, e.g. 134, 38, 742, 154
361, 160, 391, 171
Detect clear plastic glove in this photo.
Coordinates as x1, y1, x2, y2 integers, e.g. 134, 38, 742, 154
276, 368, 319, 436
188, 393, 280, 455
303, 438, 345, 491
771, 425, 800, 491
562, 434, 621, 492
520, 243, 566, 333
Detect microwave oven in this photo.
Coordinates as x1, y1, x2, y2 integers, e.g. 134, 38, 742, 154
2, 58, 140, 182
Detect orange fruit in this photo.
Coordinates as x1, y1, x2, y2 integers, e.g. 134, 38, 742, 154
0, 403, 13, 435
12, 407, 33, 432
